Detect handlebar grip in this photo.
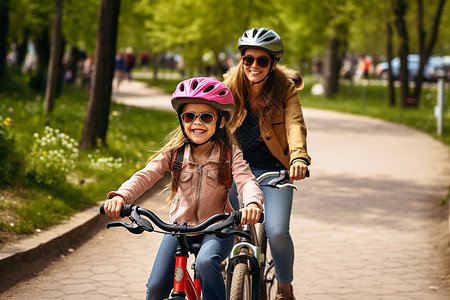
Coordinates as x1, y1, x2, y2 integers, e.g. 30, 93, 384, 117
99, 203, 134, 217
235, 211, 264, 225
305, 170, 310, 177
121, 204, 133, 217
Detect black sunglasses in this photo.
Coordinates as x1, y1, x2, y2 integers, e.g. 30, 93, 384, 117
181, 112, 215, 124
242, 56, 271, 68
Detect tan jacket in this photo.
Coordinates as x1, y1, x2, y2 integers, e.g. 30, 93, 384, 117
231, 83, 311, 169
107, 143, 263, 225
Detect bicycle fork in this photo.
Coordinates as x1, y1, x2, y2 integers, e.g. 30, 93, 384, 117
226, 225, 261, 300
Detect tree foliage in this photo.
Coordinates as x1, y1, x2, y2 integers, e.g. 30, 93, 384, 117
3, 0, 449, 152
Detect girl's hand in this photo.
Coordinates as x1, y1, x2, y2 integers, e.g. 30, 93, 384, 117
240, 203, 262, 225
103, 196, 125, 219
289, 161, 308, 181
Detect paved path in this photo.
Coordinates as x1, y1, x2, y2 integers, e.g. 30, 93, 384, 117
2, 79, 450, 299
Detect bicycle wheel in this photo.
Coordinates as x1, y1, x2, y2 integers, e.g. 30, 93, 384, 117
229, 261, 252, 300
255, 223, 267, 258
264, 247, 278, 300
254, 223, 267, 300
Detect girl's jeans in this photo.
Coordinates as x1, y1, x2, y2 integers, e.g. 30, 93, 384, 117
146, 233, 234, 300
229, 167, 295, 284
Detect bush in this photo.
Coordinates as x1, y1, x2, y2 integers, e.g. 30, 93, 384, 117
26, 126, 79, 187
0, 116, 23, 185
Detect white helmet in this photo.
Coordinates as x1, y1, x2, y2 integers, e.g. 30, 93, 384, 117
238, 27, 283, 61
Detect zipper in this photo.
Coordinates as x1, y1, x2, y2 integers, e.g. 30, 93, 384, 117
194, 161, 212, 224
195, 165, 202, 224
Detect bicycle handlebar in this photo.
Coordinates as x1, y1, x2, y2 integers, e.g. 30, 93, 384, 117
100, 204, 263, 238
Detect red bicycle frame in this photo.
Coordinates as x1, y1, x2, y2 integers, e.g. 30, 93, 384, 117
168, 236, 201, 300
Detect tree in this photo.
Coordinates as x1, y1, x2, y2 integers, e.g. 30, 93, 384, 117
391, 0, 447, 107
134, 0, 263, 77
411, 0, 446, 103
321, 1, 353, 97
44, 0, 63, 114
0, 0, 9, 79
393, 0, 410, 107
386, 21, 396, 107
79, 0, 121, 149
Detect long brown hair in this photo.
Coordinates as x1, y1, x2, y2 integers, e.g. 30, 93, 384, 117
148, 114, 238, 204
224, 62, 303, 137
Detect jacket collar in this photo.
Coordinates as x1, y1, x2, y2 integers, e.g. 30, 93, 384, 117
185, 142, 221, 166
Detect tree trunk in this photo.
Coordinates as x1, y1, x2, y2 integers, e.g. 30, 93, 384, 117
79, 0, 121, 150
44, 0, 64, 114
32, 28, 51, 92
412, 0, 446, 101
323, 37, 340, 97
15, 28, 30, 72
393, 0, 410, 108
33, 28, 51, 69
0, 0, 10, 79
386, 22, 395, 107
153, 53, 159, 80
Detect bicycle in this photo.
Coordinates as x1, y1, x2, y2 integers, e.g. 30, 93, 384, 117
226, 169, 308, 300
100, 203, 261, 300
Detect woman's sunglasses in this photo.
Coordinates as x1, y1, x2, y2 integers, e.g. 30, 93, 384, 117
242, 56, 271, 68
181, 112, 215, 124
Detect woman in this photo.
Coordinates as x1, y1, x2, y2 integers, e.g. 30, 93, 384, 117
224, 27, 311, 299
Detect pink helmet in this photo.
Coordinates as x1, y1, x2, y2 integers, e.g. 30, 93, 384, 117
171, 77, 235, 121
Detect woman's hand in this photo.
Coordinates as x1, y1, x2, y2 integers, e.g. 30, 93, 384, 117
240, 203, 262, 225
289, 161, 308, 181
103, 195, 125, 219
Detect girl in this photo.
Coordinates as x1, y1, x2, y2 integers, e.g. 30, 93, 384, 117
103, 77, 264, 300
224, 27, 311, 299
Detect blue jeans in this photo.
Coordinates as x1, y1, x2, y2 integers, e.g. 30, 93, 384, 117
229, 167, 295, 284
146, 233, 234, 300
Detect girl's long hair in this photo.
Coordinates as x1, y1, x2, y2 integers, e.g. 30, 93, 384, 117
224, 62, 303, 137
148, 114, 237, 204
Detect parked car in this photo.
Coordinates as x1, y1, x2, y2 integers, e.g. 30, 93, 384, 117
438, 56, 450, 80
375, 54, 445, 81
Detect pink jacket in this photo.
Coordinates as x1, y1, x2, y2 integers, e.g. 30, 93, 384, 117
107, 143, 263, 225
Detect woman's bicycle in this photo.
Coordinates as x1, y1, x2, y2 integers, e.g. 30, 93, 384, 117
100, 203, 260, 300
226, 170, 308, 300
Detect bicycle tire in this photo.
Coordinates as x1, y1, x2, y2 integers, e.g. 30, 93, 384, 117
255, 223, 267, 257
229, 262, 252, 300
264, 247, 278, 300
254, 223, 267, 300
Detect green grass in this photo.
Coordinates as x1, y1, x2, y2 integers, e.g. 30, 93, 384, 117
0, 72, 178, 239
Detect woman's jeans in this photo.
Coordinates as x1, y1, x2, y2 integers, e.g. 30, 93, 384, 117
146, 233, 234, 300
229, 167, 295, 284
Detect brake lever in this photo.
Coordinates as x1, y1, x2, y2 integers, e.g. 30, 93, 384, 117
130, 210, 154, 232
106, 221, 145, 234
203, 217, 235, 236
276, 182, 297, 191
216, 228, 252, 240
268, 170, 297, 190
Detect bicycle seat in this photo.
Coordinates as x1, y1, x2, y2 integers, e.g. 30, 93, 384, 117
189, 242, 202, 256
